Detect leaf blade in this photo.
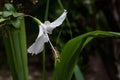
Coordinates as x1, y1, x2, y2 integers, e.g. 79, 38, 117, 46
53, 31, 120, 80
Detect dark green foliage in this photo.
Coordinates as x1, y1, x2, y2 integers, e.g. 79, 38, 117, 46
53, 31, 120, 80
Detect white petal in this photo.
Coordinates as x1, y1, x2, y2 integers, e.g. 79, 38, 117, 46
46, 10, 67, 34
51, 10, 67, 27
27, 35, 49, 55
37, 24, 44, 38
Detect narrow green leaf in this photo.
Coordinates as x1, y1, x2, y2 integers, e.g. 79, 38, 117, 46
74, 65, 84, 80
3, 28, 18, 80
53, 31, 120, 80
19, 18, 28, 80
11, 30, 25, 80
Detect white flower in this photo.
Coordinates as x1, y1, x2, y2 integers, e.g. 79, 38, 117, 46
28, 10, 67, 55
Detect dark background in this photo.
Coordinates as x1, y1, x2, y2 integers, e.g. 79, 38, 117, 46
0, 0, 120, 80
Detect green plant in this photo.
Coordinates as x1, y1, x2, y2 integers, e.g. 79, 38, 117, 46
53, 31, 120, 80
0, 3, 28, 80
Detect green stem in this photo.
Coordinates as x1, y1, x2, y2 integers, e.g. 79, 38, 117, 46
55, 24, 63, 46
3, 28, 18, 80
42, 49, 46, 80
42, 0, 50, 80
44, 0, 50, 21
3, 18, 28, 80
57, 0, 64, 9
57, 0, 72, 38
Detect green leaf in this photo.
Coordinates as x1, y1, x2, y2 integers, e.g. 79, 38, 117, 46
0, 17, 6, 23
0, 12, 2, 15
5, 3, 15, 11
53, 31, 120, 80
74, 65, 84, 80
11, 18, 21, 28
2, 11, 12, 17
13, 12, 23, 17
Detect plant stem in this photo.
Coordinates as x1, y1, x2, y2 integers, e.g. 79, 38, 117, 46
42, 49, 46, 80
57, 0, 72, 38
3, 18, 28, 80
42, 0, 50, 80
44, 0, 50, 21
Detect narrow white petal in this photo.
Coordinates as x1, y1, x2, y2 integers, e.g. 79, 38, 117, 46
27, 35, 49, 55
51, 10, 67, 27
46, 10, 67, 34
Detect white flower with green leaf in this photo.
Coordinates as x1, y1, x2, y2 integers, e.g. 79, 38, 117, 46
28, 10, 67, 55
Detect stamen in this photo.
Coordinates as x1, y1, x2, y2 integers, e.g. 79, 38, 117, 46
48, 40, 56, 53
47, 39, 59, 59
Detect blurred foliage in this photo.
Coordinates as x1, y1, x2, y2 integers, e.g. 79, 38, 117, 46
0, 0, 120, 79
